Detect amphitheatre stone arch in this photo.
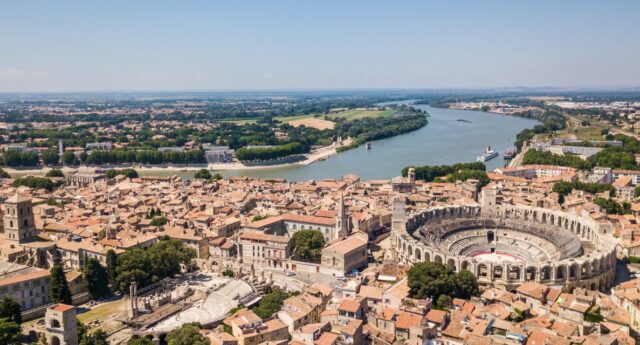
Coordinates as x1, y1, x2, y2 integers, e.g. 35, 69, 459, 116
391, 203, 617, 291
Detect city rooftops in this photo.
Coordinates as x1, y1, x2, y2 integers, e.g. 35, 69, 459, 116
0, 269, 49, 287
238, 231, 291, 244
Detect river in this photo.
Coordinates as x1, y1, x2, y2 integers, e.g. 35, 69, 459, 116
140, 103, 539, 181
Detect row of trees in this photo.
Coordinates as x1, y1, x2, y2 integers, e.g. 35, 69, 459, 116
12, 176, 60, 191
402, 162, 486, 182
594, 197, 632, 215
193, 169, 223, 181
522, 150, 592, 170
445, 169, 490, 187
106, 168, 139, 179
85, 149, 205, 165
553, 181, 616, 200
335, 113, 428, 151
1, 151, 39, 167
235, 142, 309, 162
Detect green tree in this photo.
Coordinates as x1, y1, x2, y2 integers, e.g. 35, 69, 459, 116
402, 162, 486, 182
166, 323, 210, 345
12, 176, 56, 191
594, 197, 631, 215
0, 298, 21, 324
508, 308, 531, 322
127, 335, 154, 345
291, 230, 325, 263
41, 150, 60, 166
252, 290, 293, 319
106, 169, 138, 179
50, 264, 72, 304
114, 240, 196, 293
435, 295, 452, 310
0, 168, 10, 179
194, 169, 212, 180
79, 152, 88, 164
45, 169, 65, 177
0, 318, 21, 345
83, 258, 110, 299
106, 250, 118, 285
452, 269, 480, 299
63, 151, 78, 166
80, 329, 109, 345
584, 305, 604, 322
212, 172, 223, 181
407, 262, 479, 302
150, 217, 168, 227
445, 169, 489, 187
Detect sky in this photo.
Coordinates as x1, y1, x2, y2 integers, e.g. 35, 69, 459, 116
1, 0, 639, 92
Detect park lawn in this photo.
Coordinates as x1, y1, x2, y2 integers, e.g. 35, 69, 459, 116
328, 109, 398, 121
77, 298, 127, 333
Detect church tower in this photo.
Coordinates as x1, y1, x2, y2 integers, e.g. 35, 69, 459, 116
335, 193, 350, 238
3, 193, 36, 243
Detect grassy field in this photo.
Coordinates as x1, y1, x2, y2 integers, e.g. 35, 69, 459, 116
328, 109, 398, 121
287, 117, 335, 130
77, 298, 128, 333
273, 113, 317, 122
217, 118, 258, 125
551, 127, 606, 141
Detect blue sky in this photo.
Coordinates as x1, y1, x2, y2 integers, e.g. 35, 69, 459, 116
1, 0, 639, 92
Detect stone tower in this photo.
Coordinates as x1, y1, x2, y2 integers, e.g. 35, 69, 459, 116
480, 186, 498, 216
391, 194, 407, 233
3, 193, 36, 243
336, 193, 350, 238
44, 304, 78, 345
408, 167, 416, 187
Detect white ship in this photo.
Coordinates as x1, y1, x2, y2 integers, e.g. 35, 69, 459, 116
476, 146, 499, 162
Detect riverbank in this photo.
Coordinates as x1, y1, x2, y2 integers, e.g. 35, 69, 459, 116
3, 139, 352, 178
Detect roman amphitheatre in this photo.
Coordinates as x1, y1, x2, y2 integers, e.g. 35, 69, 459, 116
391, 193, 617, 292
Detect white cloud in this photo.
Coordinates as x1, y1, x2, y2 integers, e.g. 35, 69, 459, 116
0, 68, 25, 79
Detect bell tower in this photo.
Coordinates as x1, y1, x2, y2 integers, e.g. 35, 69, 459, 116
335, 193, 350, 238
3, 193, 36, 243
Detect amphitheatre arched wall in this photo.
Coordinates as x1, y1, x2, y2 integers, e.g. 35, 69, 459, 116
392, 204, 617, 292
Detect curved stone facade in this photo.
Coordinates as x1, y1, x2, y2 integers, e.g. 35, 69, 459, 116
391, 203, 617, 292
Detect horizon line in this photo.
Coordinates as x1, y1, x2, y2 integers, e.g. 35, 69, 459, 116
1, 85, 640, 95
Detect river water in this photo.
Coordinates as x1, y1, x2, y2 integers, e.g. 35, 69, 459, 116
142, 103, 539, 181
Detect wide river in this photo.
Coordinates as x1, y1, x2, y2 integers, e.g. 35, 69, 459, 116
142, 102, 539, 181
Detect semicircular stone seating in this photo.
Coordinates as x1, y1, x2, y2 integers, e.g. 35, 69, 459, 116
392, 204, 617, 292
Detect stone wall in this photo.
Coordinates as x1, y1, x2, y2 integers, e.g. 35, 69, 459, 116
391, 203, 617, 292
